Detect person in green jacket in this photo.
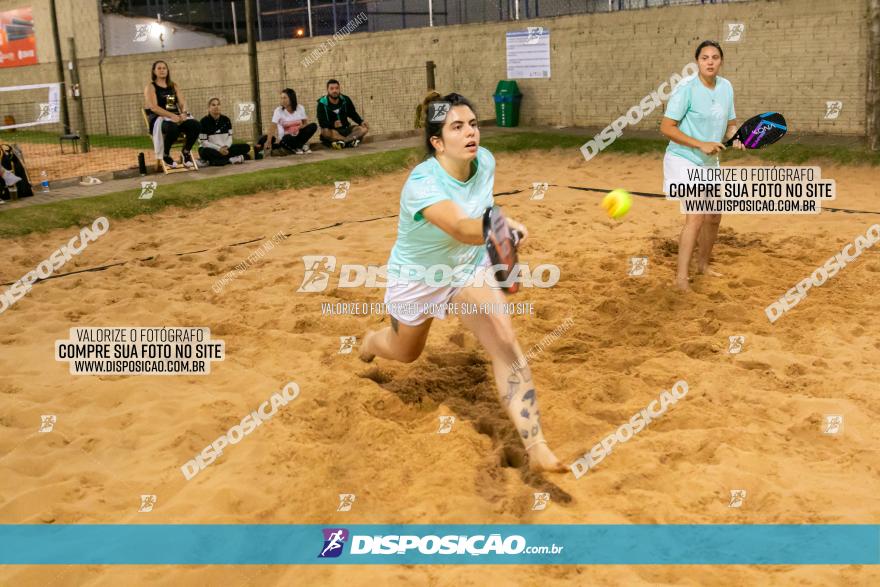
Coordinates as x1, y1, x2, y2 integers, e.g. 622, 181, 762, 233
316, 79, 369, 149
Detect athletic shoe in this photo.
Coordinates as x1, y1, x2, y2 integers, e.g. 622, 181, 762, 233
181, 151, 195, 168
331, 141, 345, 150
293, 148, 304, 155
229, 155, 244, 164
163, 155, 175, 166
349, 139, 361, 148
302, 144, 312, 153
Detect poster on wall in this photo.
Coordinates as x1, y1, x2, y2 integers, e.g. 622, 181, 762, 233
0, 7, 37, 68
506, 27, 550, 79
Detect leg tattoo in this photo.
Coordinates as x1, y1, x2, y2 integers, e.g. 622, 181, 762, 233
502, 366, 544, 446
505, 372, 520, 406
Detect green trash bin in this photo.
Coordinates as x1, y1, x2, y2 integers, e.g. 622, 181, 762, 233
493, 80, 522, 127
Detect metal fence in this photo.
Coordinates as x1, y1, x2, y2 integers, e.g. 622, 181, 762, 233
0, 65, 427, 182
104, 0, 750, 42
362, 0, 748, 30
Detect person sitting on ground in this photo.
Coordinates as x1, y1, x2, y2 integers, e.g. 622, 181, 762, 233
2, 168, 20, 188
267, 88, 318, 156
0, 162, 23, 202
143, 60, 200, 168
317, 79, 369, 149
198, 98, 251, 166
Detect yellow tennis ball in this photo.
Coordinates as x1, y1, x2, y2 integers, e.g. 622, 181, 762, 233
602, 189, 632, 219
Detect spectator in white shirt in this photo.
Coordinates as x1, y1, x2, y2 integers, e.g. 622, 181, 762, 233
268, 88, 318, 156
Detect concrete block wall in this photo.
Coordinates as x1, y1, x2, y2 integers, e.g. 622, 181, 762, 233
0, 0, 869, 139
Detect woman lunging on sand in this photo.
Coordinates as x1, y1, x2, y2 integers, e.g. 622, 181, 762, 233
359, 91, 566, 473
660, 40, 744, 292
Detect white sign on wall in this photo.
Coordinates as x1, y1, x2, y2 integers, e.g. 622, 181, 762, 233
506, 28, 550, 79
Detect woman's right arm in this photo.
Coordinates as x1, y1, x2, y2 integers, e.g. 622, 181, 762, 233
660, 117, 724, 156
144, 85, 180, 121
421, 200, 484, 246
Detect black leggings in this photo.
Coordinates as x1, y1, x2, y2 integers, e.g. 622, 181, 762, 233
160, 118, 200, 155
272, 123, 318, 151
198, 143, 251, 166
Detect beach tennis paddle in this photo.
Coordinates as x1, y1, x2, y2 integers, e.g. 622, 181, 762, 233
483, 205, 523, 294
725, 112, 787, 149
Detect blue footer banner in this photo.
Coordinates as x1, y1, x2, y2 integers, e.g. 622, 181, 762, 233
1, 525, 878, 565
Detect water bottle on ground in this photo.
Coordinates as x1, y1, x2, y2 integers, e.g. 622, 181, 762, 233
40, 170, 49, 192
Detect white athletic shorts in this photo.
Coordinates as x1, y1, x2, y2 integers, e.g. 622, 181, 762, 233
663, 151, 719, 195
384, 255, 493, 327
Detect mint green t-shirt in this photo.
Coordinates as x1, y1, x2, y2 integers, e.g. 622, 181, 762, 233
664, 74, 736, 166
387, 146, 495, 282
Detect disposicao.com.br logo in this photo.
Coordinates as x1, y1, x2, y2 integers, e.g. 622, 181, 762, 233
317, 528, 564, 558
297, 255, 560, 292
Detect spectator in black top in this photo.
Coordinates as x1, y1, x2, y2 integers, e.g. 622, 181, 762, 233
317, 79, 369, 149
143, 60, 200, 167
198, 98, 251, 166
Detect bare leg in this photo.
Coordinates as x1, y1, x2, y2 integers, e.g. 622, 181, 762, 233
453, 284, 566, 473
696, 214, 723, 275
360, 316, 433, 364
348, 125, 368, 140
322, 128, 349, 142
676, 214, 706, 292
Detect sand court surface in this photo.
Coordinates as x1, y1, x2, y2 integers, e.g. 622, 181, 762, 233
1, 148, 879, 585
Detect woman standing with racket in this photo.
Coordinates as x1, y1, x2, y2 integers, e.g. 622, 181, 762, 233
359, 91, 566, 473
660, 40, 744, 292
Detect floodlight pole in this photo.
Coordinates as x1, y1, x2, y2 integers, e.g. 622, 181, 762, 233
232, 2, 239, 44
48, 0, 70, 133
245, 0, 262, 139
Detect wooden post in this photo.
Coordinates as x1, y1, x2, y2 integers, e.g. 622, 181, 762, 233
426, 60, 436, 91
868, 0, 880, 150
67, 37, 90, 153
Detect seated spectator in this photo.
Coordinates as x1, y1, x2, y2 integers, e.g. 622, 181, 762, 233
317, 79, 369, 149
198, 98, 251, 166
143, 60, 200, 168
268, 89, 318, 156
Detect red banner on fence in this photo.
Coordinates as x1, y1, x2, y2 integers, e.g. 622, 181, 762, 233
0, 7, 36, 68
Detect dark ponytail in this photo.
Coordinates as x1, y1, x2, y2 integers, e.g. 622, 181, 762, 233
282, 88, 298, 112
